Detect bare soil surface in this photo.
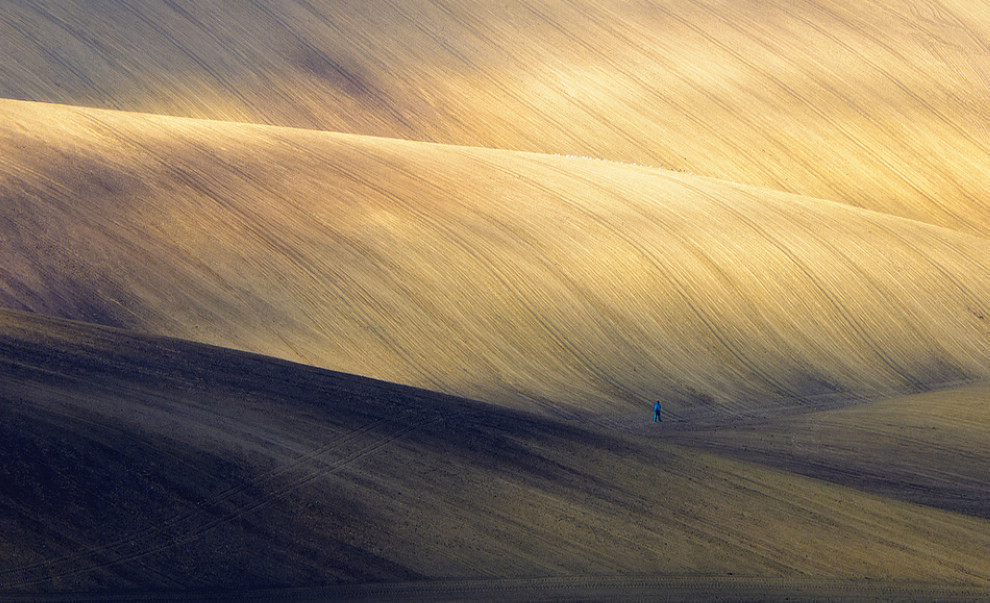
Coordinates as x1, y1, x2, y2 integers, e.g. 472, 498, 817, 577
659, 381, 990, 518
2, 1, 987, 234
1, 99, 986, 418
1, 310, 988, 597
1, 1, 988, 599
9, 576, 990, 602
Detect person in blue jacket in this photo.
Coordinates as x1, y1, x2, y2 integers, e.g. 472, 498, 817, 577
653, 400, 662, 422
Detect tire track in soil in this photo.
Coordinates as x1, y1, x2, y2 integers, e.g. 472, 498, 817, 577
669, 0, 981, 229
512, 156, 822, 407
676, 179, 929, 392
0, 405, 448, 590
71, 112, 449, 392
272, 133, 641, 411
331, 138, 653, 406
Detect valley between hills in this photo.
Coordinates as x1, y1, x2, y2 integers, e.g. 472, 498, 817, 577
0, 0, 988, 599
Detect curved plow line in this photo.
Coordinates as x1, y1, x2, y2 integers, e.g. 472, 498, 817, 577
0, 412, 399, 587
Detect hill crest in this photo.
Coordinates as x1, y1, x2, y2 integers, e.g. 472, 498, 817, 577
1, 99, 987, 415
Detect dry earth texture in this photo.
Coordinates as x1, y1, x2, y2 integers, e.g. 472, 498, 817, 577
1, 99, 987, 417
1, 309, 989, 598
0, 0, 987, 234
661, 381, 990, 518
1, 0, 989, 599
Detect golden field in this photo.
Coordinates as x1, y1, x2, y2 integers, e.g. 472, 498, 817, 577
2, 0, 987, 233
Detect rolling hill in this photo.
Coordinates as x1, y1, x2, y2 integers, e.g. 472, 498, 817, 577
0, 0, 987, 234
2, 309, 988, 596
663, 381, 990, 518
2, 99, 986, 416
1, 0, 988, 598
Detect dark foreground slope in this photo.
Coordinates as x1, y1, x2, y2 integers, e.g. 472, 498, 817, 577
2, 309, 989, 597
662, 381, 990, 519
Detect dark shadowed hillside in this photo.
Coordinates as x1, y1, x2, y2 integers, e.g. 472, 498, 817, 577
662, 381, 990, 518
2, 309, 988, 596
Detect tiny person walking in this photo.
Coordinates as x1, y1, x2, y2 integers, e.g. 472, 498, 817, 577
653, 401, 662, 422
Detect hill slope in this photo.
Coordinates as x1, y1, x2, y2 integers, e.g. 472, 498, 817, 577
663, 381, 990, 518
2, 309, 988, 594
0, 0, 987, 233
2, 100, 987, 415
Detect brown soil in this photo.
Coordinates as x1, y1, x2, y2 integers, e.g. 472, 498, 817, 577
1, 310, 988, 596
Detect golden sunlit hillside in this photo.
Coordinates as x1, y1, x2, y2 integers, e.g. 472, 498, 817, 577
2, 99, 986, 416
0, 0, 987, 233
